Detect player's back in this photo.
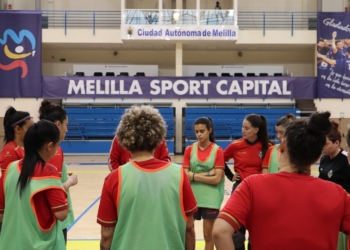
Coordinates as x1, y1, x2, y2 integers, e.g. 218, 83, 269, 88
245, 172, 348, 250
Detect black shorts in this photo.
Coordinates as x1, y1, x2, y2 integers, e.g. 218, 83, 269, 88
194, 207, 219, 220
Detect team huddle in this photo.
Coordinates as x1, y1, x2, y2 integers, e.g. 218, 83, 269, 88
0, 101, 350, 250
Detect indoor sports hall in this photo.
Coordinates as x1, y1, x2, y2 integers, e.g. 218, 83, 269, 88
1, 0, 350, 249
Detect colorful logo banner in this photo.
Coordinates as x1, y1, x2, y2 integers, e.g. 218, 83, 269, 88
0, 11, 42, 97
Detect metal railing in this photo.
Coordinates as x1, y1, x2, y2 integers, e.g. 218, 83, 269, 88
238, 12, 317, 35
42, 10, 317, 35
42, 11, 121, 35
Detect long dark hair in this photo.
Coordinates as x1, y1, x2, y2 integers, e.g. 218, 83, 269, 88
285, 112, 332, 173
3, 106, 31, 144
39, 99, 67, 123
194, 117, 215, 143
245, 114, 270, 158
17, 120, 60, 196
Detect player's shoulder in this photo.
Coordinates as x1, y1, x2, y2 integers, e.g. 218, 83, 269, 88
42, 163, 60, 177
2, 141, 17, 152
231, 138, 245, 145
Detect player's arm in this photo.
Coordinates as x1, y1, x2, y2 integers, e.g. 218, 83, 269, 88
192, 169, 223, 185
155, 139, 171, 162
332, 31, 337, 53
46, 188, 69, 221
189, 148, 225, 185
317, 53, 336, 66
181, 168, 197, 250
340, 191, 350, 236
108, 137, 121, 171
100, 226, 115, 250
224, 162, 234, 181
182, 146, 191, 175
97, 172, 119, 249
212, 218, 235, 250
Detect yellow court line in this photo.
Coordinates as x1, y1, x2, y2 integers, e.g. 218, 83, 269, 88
66, 170, 110, 174
67, 240, 207, 250
68, 240, 248, 250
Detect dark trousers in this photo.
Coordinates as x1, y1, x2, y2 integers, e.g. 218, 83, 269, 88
231, 181, 251, 250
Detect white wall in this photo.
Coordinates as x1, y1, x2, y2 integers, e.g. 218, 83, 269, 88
11, 0, 121, 10
0, 99, 44, 122
42, 49, 314, 76
322, 0, 344, 11
126, 0, 172, 9
314, 99, 350, 118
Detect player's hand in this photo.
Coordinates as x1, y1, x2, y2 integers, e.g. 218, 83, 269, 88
67, 174, 78, 187
232, 172, 240, 182
332, 31, 337, 38
186, 171, 194, 180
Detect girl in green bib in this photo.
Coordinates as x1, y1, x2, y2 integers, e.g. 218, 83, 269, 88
183, 117, 225, 250
97, 105, 197, 250
262, 114, 296, 173
0, 120, 68, 250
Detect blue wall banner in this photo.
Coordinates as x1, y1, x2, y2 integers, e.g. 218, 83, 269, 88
42, 76, 317, 99
317, 12, 350, 98
0, 11, 42, 97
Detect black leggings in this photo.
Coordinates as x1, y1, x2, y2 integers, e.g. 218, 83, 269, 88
231, 181, 251, 250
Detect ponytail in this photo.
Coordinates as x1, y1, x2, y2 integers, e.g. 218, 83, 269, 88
258, 115, 270, 158
3, 107, 31, 144
17, 120, 60, 197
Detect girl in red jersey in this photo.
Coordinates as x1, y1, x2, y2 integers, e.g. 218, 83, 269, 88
0, 120, 68, 249
183, 117, 225, 250
39, 100, 78, 244
213, 112, 350, 250
108, 136, 171, 171
223, 114, 272, 250
0, 107, 33, 175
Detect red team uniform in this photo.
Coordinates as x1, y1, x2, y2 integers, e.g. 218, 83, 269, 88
0, 161, 68, 230
224, 138, 267, 180
0, 141, 24, 175
97, 158, 198, 227
108, 137, 171, 171
218, 172, 350, 250
48, 147, 64, 177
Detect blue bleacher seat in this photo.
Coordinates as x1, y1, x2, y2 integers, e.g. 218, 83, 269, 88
64, 107, 175, 141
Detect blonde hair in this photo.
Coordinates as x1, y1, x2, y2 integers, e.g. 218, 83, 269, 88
116, 105, 166, 153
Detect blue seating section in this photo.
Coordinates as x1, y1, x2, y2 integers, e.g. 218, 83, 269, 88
61, 107, 175, 154
64, 107, 175, 140
184, 108, 300, 148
